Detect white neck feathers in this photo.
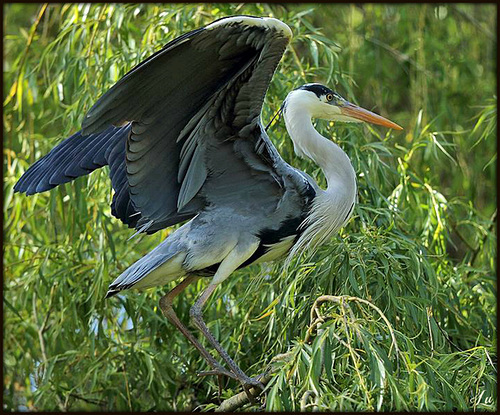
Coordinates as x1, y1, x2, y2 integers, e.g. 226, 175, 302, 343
283, 93, 356, 190
283, 90, 357, 258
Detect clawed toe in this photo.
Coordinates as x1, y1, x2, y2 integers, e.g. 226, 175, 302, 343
244, 376, 265, 390
237, 374, 266, 404
197, 364, 267, 406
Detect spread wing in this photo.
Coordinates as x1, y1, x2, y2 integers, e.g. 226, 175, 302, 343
15, 16, 294, 233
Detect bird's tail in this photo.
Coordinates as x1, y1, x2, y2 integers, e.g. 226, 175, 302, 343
105, 235, 187, 298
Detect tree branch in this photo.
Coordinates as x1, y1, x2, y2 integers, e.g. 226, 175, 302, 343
215, 352, 293, 412
215, 293, 403, 411
32, 289, 65, 411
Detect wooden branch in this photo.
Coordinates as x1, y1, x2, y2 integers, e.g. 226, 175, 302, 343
215, 373, 272, 412
216, 293, 402, 411
215, 352, 293, 412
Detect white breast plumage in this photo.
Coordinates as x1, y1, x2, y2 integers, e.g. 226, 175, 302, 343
288, 185, 356, 261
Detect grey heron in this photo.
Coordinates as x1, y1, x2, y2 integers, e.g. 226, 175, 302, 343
14, 15, 402, 394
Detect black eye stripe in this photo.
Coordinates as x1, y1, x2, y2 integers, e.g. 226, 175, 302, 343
297, 83, 333, 98
297, 83, 345, 102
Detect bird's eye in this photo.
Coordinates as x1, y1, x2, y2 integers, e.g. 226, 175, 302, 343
326, 93, 334, 102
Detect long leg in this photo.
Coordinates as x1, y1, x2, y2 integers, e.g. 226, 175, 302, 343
159, 275, 236, 380
189, 241, 264, 391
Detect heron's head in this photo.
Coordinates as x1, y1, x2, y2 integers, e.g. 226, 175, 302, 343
284, 83, 402, 130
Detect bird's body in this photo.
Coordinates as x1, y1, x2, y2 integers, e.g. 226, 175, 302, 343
14, 15, 401, 393
107, 163, 316, 294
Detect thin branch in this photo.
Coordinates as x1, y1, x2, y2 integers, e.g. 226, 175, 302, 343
288, 43, 306, 78
32, 291, 65, 411
431, 314, 464, 353
67, 393, 106, 407
449, 5, 496, 42
450, 221, 477, 252
10, 3, 48, 100
466, 209, 497, 276
300, 390, 316, 411
216, 293, 401, 411
365, 37, 432, 76
215, 353, 293, 412
5, 3, 48, 169
215, 372, 272, 412
86, 6, 107, 59
312, 295, 400, 358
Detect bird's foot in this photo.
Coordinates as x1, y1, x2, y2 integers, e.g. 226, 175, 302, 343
238, 374, 266, 405
199, 368, 266, 404
241, 375, 265, 390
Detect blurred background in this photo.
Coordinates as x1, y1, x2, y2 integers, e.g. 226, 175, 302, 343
3, 3, 496, 411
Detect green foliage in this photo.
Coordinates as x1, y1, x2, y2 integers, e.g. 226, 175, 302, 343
4, 3, 496, 411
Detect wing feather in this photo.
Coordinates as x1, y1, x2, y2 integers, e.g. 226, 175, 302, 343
81, 16, 291, 231
15, 16, 293, 234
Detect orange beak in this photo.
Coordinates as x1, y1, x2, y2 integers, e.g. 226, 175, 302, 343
341, 103, 403, 130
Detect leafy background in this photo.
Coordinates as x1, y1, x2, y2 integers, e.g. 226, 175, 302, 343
3, 3, 496, 411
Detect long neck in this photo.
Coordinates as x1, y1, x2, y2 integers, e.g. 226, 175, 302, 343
284, 105, 356, 190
